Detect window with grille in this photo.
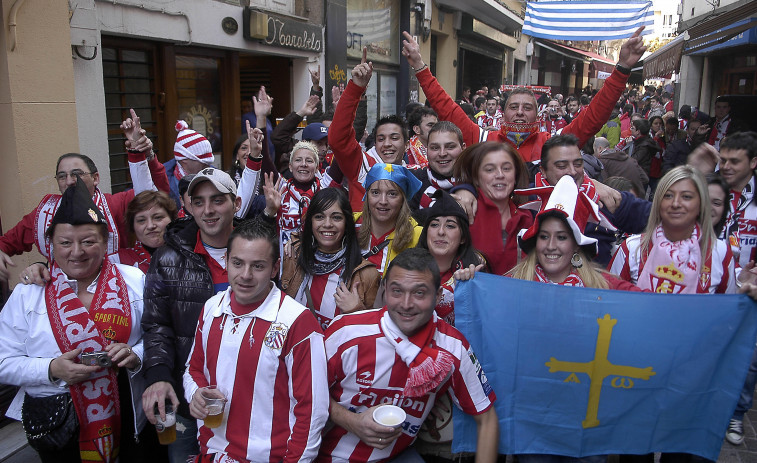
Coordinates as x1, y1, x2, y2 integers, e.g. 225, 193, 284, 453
102, 46, 158, 193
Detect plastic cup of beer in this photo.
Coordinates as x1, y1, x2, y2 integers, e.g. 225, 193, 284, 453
154, 403, 177, 445
372, 405, 406, 427
201, 386, 226, 428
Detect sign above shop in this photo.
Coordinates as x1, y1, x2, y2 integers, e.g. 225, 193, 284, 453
244, 8, 323, 53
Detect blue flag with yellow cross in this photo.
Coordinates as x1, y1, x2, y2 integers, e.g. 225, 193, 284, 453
451, 274, 757, 460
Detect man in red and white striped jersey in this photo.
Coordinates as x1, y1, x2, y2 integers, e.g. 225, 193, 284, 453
184, 219, 329, 463
319, 248, 498, 463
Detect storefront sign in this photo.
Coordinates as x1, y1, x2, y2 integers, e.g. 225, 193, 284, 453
244, 9, 323, 53
597, 71, 612, 80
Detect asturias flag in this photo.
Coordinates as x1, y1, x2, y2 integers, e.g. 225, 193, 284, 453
522, 1, 654, 41
452, 274, 757, 460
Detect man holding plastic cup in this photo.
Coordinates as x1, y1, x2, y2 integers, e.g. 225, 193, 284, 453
184, 218, 330, 462
318, 248, 499, 463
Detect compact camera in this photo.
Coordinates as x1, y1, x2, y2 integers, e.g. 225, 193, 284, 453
81, 351, 112, 367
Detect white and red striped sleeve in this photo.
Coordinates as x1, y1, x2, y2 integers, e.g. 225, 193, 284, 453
283, 310, 329, 463
436, 324, 496, 415
183, 300, 213, 404
608, 235, 640, 283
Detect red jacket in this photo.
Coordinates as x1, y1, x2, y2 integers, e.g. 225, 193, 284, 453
416, 67, 629, 162
470, 193, 533, 275
328, 80, 378, 212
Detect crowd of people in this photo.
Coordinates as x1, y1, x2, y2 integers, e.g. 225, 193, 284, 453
0, 25, 756, 463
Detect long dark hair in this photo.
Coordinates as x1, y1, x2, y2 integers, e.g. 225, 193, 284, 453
706, 172, 730, 237
298, 188, 362, 282
417, 215, 482, 270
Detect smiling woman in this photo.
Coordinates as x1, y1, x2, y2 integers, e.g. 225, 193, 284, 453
356, 163, 423, 276
109, 190, 178, 272
609, 165, 737, 294
280, 188, 380, 329
453, 142, 532, 275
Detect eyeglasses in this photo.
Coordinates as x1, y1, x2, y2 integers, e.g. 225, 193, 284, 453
55, 170, 93, 182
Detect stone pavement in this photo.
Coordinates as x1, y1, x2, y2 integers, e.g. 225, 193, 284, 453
2, 402, 757, 463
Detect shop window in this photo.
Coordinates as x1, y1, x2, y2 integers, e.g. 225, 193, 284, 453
346, 0, 400, 65
102, 47, 157, 192
175, 55, 224, 166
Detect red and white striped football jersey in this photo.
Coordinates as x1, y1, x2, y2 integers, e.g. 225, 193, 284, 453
184, 286, 329, 463
318, 308, 495, 463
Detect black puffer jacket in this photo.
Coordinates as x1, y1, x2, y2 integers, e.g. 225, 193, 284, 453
142, 217, 214, 418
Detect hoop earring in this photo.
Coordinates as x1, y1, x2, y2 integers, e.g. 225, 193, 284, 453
571, 251, 583, 268
342, 236, 347, 250
311, 235, 316, 249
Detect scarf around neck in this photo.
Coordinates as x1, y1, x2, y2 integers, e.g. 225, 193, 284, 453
534, 264, 585, 287
501, 121, 540, 148
535, 172, 599, 203
45, 258, 131, 463
638, 224, 709, 294
380, 309, 455, 397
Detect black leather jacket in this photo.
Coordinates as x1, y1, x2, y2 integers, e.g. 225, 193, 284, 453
141, 217, 214, 418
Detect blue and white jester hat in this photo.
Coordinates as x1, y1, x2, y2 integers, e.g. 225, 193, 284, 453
363, 163, 423, 200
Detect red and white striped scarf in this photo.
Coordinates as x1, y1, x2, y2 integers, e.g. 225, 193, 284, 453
45, 258, 131, 463
380, 309, 455, 397
534, 264, 585, 287
34, 189, 120, 260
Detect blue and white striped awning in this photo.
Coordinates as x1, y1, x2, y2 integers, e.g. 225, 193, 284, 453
523, 1, 654, 41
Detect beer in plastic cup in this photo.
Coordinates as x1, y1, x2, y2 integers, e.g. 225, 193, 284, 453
372, 405, 406, 427
202, 386, 226, 428
154, 403, 177, 445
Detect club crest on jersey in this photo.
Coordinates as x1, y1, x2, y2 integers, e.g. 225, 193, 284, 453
264, 323, 289, 349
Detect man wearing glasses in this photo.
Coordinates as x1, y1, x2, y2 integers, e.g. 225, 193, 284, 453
0, 111, 169, 282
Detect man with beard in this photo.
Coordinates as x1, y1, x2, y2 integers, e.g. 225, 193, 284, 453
401, 28, 647, 165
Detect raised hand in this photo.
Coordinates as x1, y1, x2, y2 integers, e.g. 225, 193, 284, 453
245, 120, 264, 159
298, 95, 321, 118
263, 172, 282, 217
401, 31, 425, 70
309, 64, 321, 91
350, 47, 373, 88
253, 86, 273, 118
618, 26, 648, 69
120, 108, 142, 144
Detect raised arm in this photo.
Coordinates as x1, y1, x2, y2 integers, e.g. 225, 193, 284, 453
328, 48, 371, 183
562, 27, 647, 146
237, 123, 265, 219
402, 32, 481, 147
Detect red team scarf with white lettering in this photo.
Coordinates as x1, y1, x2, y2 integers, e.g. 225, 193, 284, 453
534, 172, 599, 203
407, 136, 429, 168
279, 179, 319, 243
34, 191, 120, 260
380, 309, 455, 397
637, 224, 712, 294
45, 258, 131, 463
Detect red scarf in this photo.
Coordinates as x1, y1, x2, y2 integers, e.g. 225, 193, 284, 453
45, 258, 131, 463
407, 136, 429, 168
534, 265, 585, 286
379, 309, 454, 397
115, 242, 151, 273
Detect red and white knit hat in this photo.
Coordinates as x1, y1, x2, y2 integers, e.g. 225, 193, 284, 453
173, 120, 214, 166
